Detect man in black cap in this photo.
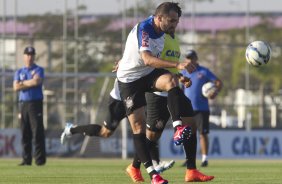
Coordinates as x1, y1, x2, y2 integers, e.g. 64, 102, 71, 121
13, 46, 46, 166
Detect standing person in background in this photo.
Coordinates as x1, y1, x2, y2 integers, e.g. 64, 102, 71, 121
181, 50, 223, 167
13, 46, 46, 166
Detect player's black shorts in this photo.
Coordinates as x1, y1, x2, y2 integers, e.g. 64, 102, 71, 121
118, 69, 170, 116
145, 92, 170, 132
193, 111, 210, 134
103, 96, 126, 131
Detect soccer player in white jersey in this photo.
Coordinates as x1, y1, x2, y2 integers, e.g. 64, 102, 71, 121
116, 2, 213, 183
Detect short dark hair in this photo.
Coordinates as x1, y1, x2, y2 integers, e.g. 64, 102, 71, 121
155, 2, 182, 17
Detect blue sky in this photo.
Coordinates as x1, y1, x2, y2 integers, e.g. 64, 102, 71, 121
2, 0, 282, 16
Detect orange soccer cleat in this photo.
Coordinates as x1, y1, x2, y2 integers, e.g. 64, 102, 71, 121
185, 169, 214, 182
126, 164, 145, 183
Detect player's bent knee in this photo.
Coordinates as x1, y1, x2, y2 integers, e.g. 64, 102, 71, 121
100, 127, 114, 138
156, 74, 179, 91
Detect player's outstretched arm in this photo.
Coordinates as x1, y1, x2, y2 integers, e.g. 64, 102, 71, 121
141, 51, 196, 73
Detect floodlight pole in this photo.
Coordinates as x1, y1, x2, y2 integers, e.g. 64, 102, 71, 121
13, 0, 18, 128
62, 0, 68, 127
74, 0, 79, 124
191, 0, 196, 46
121, 0, 128, 160
1, 0, 6, 128
245, 0, 251, 130
245, 0, 250, 92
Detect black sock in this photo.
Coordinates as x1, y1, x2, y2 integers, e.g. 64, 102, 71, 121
146, 138, 160, 163
183, 133, 197, 169
133, 134, 157, 178
167, 87, 182, 122
71, 124, 102, 136
132, 152, 141, 169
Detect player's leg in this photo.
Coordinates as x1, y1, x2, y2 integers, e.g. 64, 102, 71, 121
180, 105, 214, 182
197, 111, 210, 167
145, 92, 175, 173
200, 134, 209, 166
60, 96, 125, 144
119, 78, 167, 183
29, 101, 46, 166
153, 72, 191, 145
19, 103, 32, 166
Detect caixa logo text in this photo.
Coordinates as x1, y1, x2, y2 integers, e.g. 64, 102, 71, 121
232, 136, 281, 156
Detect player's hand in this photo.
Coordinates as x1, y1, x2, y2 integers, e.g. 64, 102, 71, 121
185, 61, 196, 73
179, 75, 192, 88
176, 61, 196, 73
208, 89, 218, 99
112, 60, 120, 72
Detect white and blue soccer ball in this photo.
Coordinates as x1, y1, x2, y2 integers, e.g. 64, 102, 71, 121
202, 82, 217, 98
245, 41, 271, 67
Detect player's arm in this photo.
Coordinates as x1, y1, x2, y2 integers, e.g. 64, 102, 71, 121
214, 79, 223, 92
141, 51, 196, 73
209, 79, 223, 99
13, 72, 43, 91
175, 73, 192, 88
112, 59, 121, 72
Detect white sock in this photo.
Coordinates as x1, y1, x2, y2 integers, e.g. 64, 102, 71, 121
152, 160, 158, 167
172, 120, 182, 128
202, 155, 208, 162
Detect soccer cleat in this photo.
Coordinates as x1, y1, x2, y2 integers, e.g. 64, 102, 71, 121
173, 125, 192, 145
154, 164, 164, 174
125, 164, 144, 183
60, 122, 73, 145
18, 162, 31, 166
162, 160, 175, 172
185, 169, 214, 182
155, 160, 175, 173
201, 160, 208, 167
151, 174, 168, 184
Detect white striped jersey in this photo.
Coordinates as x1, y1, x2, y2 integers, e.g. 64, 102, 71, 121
117, 16, 165, 83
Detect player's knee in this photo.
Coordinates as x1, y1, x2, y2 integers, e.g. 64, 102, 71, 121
166, 75, 179, 90
103, 131, 113, 138
146, 130, 162, 141
100, 127, 114, 138
157, 73, 179, 91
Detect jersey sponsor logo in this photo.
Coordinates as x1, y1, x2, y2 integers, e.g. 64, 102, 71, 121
165, 50, 180, 58
141, 31, 149, 47
156, 52, 161, 58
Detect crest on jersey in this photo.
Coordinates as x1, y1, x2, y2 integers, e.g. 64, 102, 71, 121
141, 31, 149, 47
197, 72, 204, 79
125, 96, 134, 109
155, 119, 164, 129
20, 73, 26, 80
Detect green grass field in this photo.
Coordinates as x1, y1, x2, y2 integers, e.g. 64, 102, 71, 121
0, 158, 282, 184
